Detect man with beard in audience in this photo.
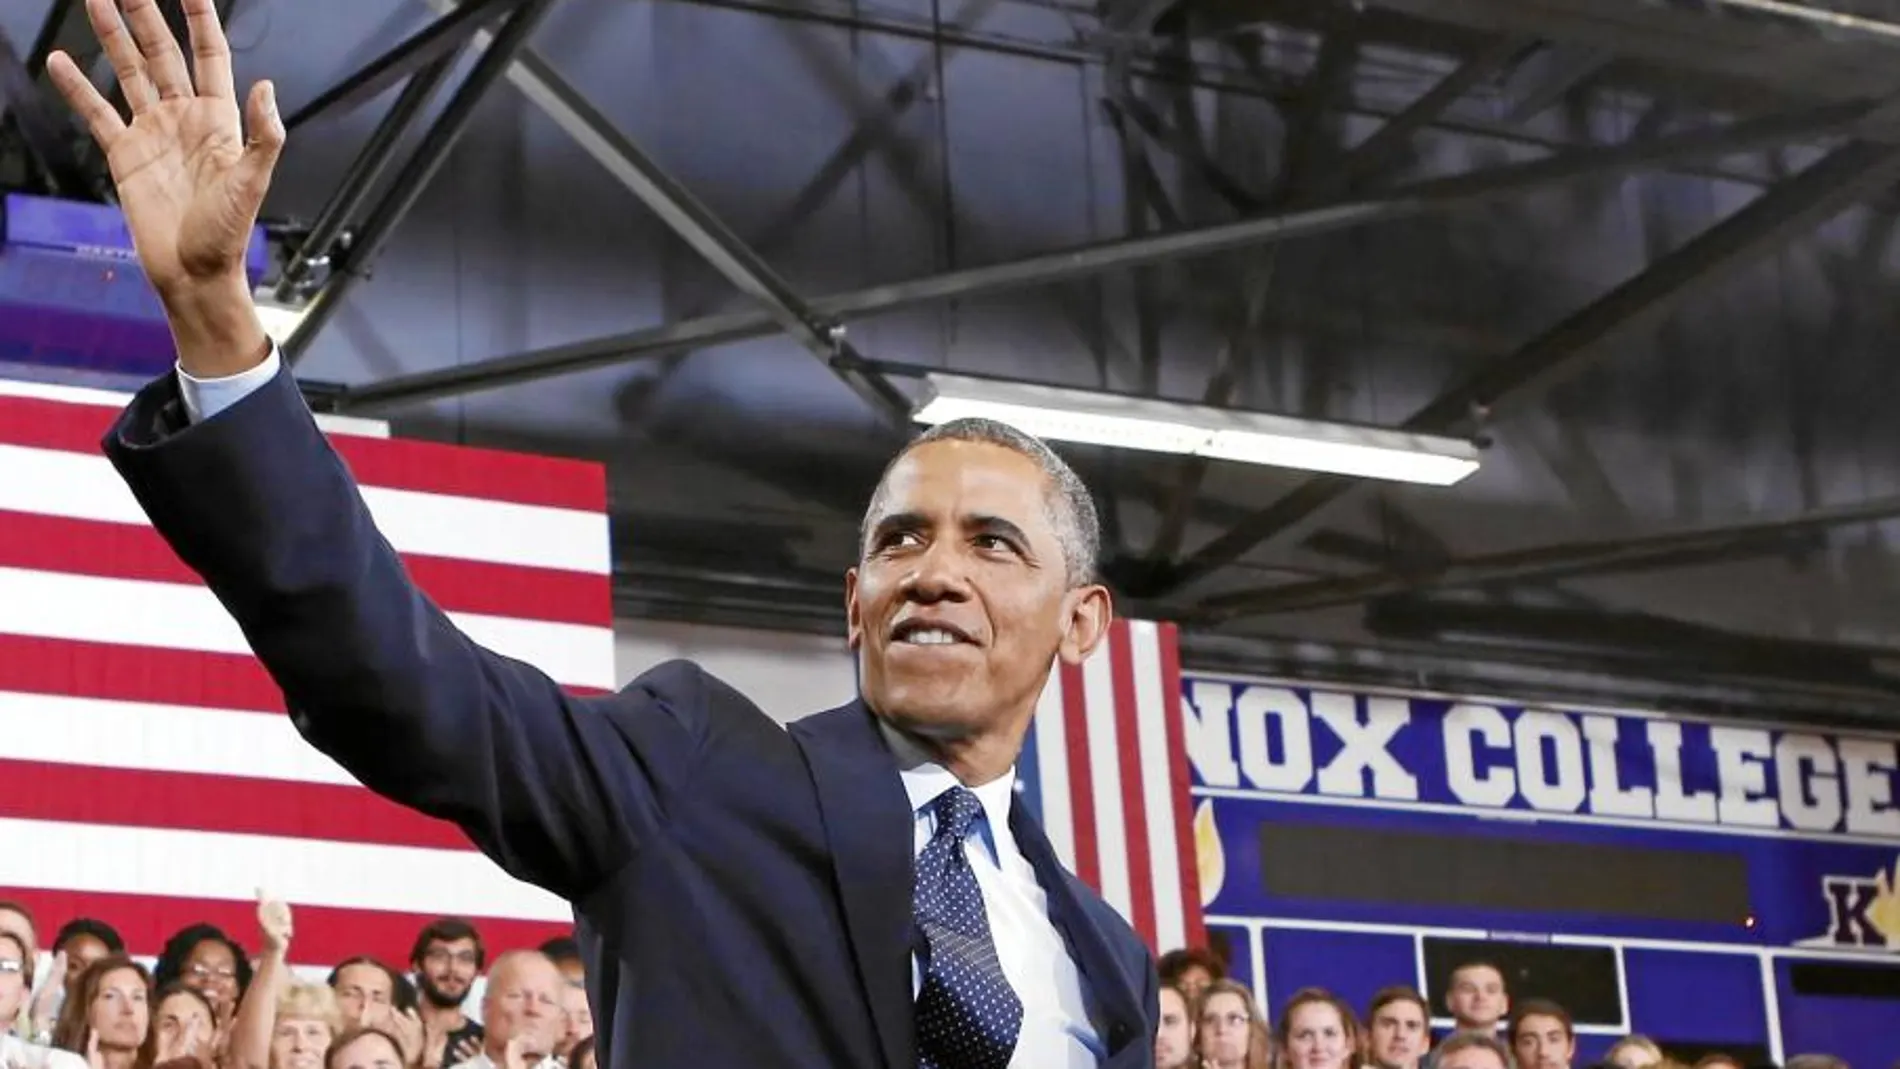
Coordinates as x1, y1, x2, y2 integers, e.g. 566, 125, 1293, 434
458, 953, 565, 1069
410, 921, 485, 1069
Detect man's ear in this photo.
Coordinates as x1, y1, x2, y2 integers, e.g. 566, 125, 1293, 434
1057, 583, 1113, 665
844, 567, 863, 651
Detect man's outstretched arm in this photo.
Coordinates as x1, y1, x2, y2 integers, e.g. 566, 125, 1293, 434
50, 0, 702, 900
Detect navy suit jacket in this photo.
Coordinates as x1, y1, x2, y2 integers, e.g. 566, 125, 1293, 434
102, 366, 1159, 1069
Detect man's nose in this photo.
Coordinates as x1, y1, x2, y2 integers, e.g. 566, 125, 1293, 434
901, 542, 971, 601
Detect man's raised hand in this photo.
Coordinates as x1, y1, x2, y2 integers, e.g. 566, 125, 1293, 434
46, 0, 278, 377
46, 0, 282, 299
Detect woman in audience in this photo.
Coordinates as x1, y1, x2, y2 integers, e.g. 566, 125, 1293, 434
151, 928, 251, 1028
1275, 988, 1361, 1069
227, 895, 346, 1069
143, 984, 217, 1067
1197, 978, 1273, 1069
567, 1036, 596, 1069
52, 956, 151, 1069
1605, 1036, 1665, 1069
323, 1028, 407, 1069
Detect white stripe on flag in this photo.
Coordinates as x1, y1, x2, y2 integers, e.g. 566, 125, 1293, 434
0, 444, 610, 574
1128, 621, 1187, 951
0, 691, 356, 786
0, 567, 616, 690
0, 816, 570, 920
1081, 638, 1133, 919
1032, 660, 1074, 869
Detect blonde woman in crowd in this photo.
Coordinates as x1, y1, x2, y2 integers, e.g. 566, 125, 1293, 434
1274, 988, 1361, 1069
1197, 979, 1273, 1069
1605, 1036, 1665, 1069
52, 957, 151, 1069
226, 895, 343, 1069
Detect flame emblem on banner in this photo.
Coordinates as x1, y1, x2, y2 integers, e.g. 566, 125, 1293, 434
1194, 799, 1224, 907
1871, 860, 1900, 948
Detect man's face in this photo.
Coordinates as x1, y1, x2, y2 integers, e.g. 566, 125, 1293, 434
0, 934, 28, 1025
0, 908, 35, 957
1154, 987, 1193, 1069
416, 938, 480, 1008
559, 983, 593, 1056
1439, 1047, 1509, 1069
334, 963, 394, 1024
1512, 1013, 1574, 1069
1368, 999, 1429, 1069
1446, 965, 1507, 1030
848, 441, 1108, 748
482, 956, 564, 1060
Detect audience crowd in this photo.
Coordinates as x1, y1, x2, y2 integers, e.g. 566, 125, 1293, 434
0, 896, 1864, 1069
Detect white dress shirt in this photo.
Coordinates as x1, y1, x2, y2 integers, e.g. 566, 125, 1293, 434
882, 722, 1103, 1069
1, 1033, 87, 1069
176, 358, 1109, 1067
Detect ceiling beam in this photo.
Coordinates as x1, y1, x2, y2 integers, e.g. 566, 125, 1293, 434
1163, 133, 1900, 593
282, 0, 530, 132
330, 98, 1877, 412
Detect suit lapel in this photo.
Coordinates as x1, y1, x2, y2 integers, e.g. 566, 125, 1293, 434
788, 703, 915, 1069
1009, 799, 1147, 1058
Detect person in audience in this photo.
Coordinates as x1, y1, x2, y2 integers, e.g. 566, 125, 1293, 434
0, 903, 37, 960
325, 959, 423, 1067
324, 1028, 407, 1069
1508, 999, 1574, 1069
1198, 978, 1271, 1069
1442, 962, 1509, 1042
533, 940, 582, 989
1783, 1056, 1849, 1069
1434, 1033, 1512, 1069
1155, 981, 1196, 1069
1604, 1035, 1664, 1069
52, 956, 151, 1069
408, 921, 484, 1069
554, 982, 591, 1062
152, 926, 250, 1026
1277, 987, 1360, 1069
566, 1036, 596, 1069
227, 893, 341, 1069
0, 931, 85, 1069
1365, 987, 1431, 1069
144, 984, 217, 1067
1692, 1054, 1743, 1069
24, 920, 128, 1046
458, 953, 563, 1069
1161, 947, 1227, 1003
264, 986, 343, 1069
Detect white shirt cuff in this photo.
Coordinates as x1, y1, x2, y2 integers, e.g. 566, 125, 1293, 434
176, 346, 282, 424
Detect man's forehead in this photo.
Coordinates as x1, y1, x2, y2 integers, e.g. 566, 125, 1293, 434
875, 441, 1052, 513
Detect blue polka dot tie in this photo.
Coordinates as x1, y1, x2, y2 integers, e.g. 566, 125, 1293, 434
913, 786, 1023, 1069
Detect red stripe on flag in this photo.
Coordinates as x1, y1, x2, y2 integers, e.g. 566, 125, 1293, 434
0, 395, 605, 513
1059, 661, 1099, 890
0, 886, 569, 968
0, 510, 611, 627
1107, 628, 1157, 949
0, 634, 287, 712
0, 761, 473, 850
1156, 622, 1204, 947
0, 634, 612, 713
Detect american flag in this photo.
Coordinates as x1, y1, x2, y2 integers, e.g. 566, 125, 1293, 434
1018, 619, 1206, 955
0, 374, 613, 970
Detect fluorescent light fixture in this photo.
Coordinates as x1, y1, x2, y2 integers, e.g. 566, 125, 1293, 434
252, 291, 309, 346
912, 371, 1481, 486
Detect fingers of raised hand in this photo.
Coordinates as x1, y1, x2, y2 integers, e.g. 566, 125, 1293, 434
83, 0, 157, 113
45, 49, 126, 148
119, 0, 194, 100
180, 0, 235, 100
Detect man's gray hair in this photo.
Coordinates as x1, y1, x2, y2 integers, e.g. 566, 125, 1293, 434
859, 418, 1101, 586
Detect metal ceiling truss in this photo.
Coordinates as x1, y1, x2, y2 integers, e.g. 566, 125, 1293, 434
278, 0, 559, 362
1164, 128, 1900, 604
324, 94, 1874, 412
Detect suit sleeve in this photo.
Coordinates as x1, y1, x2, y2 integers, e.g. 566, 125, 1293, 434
102, 365, 702, 900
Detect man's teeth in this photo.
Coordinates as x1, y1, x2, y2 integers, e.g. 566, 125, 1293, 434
903, 628, 961, 645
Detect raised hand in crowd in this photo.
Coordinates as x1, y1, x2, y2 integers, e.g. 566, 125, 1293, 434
27, 951, 68, 1043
